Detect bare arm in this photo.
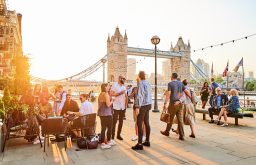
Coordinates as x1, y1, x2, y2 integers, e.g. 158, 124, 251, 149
184, 89, 191, 99
105, 93, 112, 107
125, 92, 128, 107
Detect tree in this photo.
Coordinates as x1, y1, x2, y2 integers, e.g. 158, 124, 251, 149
245, 80, 256, 91
189, 79, 197, 84
12, 55, 31, 95
214, 76, 224, 84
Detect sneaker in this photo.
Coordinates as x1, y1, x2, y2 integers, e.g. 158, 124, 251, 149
108, 140, 116, 146
142, 141, 150, 147
208, 120, 214, 124
221, 123, 228, 127
101, 143, 111, 149
131, 144, 143, 150
142, 136, 146, 142
160, 131, 169, 136
131, 136, 138, 141
33, 139, 43, 145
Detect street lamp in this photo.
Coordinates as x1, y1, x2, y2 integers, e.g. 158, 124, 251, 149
101, 58, 107, 82
151, 35, 160, 112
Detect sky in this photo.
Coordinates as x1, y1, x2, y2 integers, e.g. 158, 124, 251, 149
7, 0, 256, 81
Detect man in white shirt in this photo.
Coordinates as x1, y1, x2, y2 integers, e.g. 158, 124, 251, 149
67, 93, 94, 137
111, 76, 128, 140
68, 94, 94, 116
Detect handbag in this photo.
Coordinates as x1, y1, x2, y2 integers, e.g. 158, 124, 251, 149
86, 139, 98, 149
77, 136, 98, 149
77, 137, 87, 149
160, 108, 170, 124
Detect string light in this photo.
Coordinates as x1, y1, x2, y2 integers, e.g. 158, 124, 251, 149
193, 33, 256, 52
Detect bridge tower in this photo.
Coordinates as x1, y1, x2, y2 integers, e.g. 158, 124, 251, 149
170, 37, 191, 80
107, 27, 128, 82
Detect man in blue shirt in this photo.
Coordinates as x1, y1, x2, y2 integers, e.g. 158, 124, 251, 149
160, 73, 191, 140
209, 78, 219, 107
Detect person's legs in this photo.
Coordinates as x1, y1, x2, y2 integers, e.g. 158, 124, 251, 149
143, 105, 151, 142
112, 110, 118, 139
223, 110, 228, 123
218, 108, 224, 120
106, 116, 113, 142
176, 104, 184, 140
163, 104, 176, 134
202, 100, 206, 109
117, 110, 125, 139
137, 107, 146, 144
100, 116, 107, 143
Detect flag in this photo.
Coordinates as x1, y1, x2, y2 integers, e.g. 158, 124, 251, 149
211, 62, 213, 77
222, 61, 229, 77
233, 57, 243, 72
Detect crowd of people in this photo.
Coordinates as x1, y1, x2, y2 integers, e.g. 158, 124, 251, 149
18, 71, 241, 151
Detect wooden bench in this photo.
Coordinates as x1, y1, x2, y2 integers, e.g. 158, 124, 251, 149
195, 108, 243, 125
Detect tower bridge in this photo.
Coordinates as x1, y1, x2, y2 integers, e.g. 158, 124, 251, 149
32, 27, 194, 90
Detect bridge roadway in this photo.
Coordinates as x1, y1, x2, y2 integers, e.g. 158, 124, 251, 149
1, 102, 256, 165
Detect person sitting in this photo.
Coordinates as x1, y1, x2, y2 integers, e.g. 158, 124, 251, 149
217, 89, 240, 127
60, 94, 79, 117
67, 94, 94, 137
208, 87, 228, 124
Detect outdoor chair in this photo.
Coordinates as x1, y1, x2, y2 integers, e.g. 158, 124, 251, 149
70, 113, 97, 137
41, 117, 68, 152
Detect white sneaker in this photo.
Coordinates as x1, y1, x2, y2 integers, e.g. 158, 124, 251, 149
143, 136, 146, 142
33, 139, 43, 144
108, 140, 116, 146
131, 136, 138, 141
221, 123, 229, 127
101, 143, 111, 149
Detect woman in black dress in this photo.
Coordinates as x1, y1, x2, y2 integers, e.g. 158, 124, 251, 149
200, 82, 210, 109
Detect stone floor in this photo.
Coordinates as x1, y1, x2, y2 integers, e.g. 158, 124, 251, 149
1, 105, 256, 165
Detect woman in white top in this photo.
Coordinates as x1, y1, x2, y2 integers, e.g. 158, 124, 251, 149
180, 79, 196, 138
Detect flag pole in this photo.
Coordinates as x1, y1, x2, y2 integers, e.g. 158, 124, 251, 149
242, 58, 245, 108
227, 60, 229, 92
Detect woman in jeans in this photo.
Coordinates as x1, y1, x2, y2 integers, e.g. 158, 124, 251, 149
98, 83, 116, 149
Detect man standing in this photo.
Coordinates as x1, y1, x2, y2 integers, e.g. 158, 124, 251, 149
209, 78, 219, 107
132, 71, 152, 150
111, 76, 128, 140
160, 73, 191, 140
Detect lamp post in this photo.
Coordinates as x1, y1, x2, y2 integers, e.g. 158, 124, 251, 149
101, 58, 107, 82
151, 35, 160, 112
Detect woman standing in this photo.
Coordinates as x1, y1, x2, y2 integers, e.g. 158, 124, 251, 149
98, 83, 115, 149
200, 82, 210, 109
181, 79, 196, 138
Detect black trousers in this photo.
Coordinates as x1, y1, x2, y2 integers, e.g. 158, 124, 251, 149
137, 104, 151, 144
208, 107, 220, 120
112, 109, 125, 139
100, 116, 113, 143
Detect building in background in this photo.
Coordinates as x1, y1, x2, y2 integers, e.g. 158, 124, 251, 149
0, 0, 23, 77
192, 59, 210, 79
248, 71, 254, 80
127, 58, 136, 82
162, 60, 171, 81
